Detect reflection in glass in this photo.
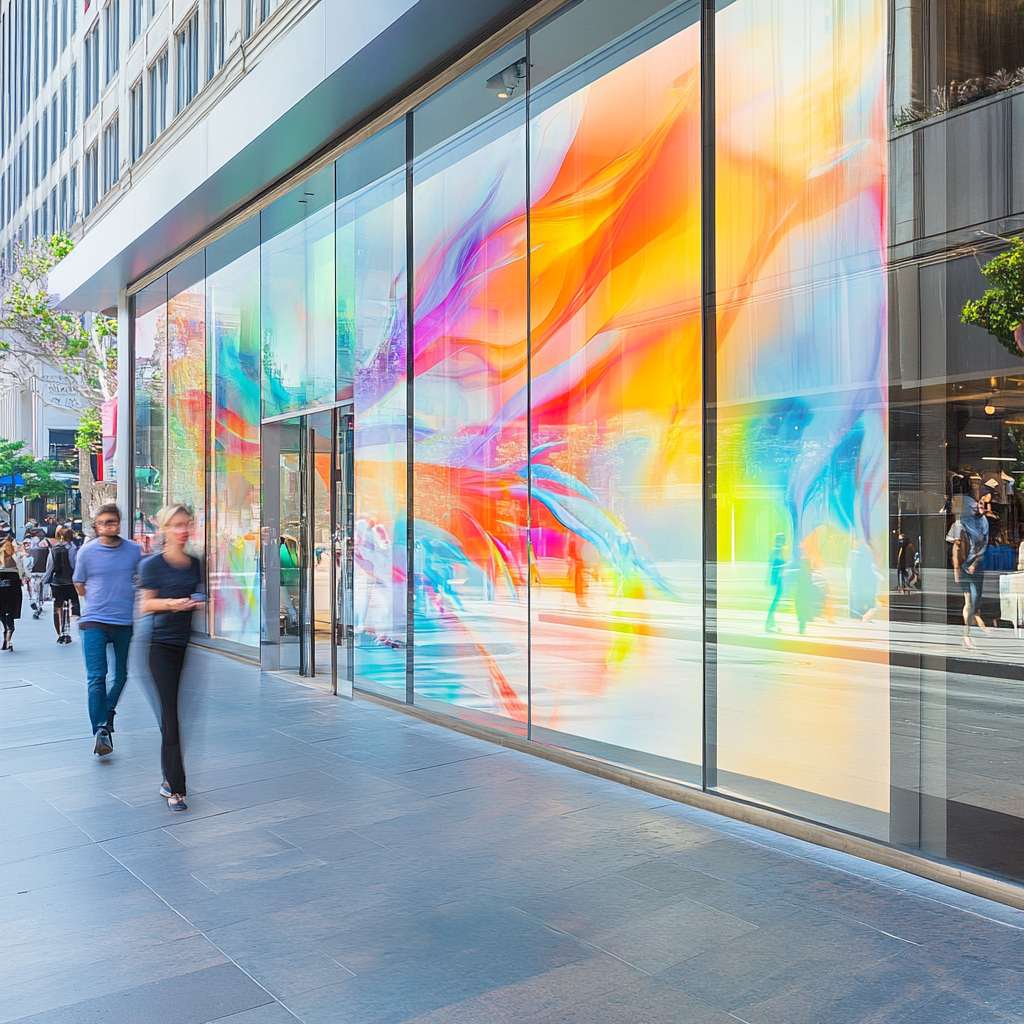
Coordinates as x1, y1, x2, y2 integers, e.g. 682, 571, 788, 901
207, 221, 261, 647
527, 0, 703, 778
412, 39, 529, 730
134, 277, 166, 551
261, 165, 336, 418
336, 124, 409, 697
714, 0, 889, 836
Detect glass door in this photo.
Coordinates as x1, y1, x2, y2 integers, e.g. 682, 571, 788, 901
335, 407, 354, 696
308, 411, 334, 679
261, 407, 355, 694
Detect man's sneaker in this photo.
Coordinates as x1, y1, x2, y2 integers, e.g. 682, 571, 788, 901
93, 728, 113, 756
159, 782, 172, 798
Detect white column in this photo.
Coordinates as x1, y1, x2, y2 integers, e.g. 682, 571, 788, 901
116, 286, 132, 526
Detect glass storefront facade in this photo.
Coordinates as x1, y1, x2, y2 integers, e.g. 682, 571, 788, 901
130, 0, 1024, 887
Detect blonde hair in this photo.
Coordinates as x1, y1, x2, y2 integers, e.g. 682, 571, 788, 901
155, 504, 193, 532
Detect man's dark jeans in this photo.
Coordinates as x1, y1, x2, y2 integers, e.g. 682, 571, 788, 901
81, 624, 133, 734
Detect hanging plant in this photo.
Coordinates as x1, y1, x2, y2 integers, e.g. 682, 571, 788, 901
961, 236, 1024, 357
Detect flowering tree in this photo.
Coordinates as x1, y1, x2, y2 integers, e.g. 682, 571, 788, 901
0, 234, 118, 519
0, 234, 117, 411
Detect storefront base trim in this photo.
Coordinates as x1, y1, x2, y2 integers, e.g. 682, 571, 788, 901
354, 686, 1024, 912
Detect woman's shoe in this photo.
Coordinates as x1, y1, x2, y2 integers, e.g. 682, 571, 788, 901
167, 795, 187, 812
1, 631, 8, 651
159, 782, 171, 798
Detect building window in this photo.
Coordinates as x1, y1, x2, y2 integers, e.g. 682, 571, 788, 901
42, 0, 49, 85
148, 49, 167, 141
70, 64, 78, 136
61, 0, 68, 50
102, 116, 119, 194
129, 0, 143, 43
32, 121, 39, 187
83, 26, 99, 112
83, 144, 97, 213
49, 186, 57, 235
59, 174, 67, 231
71, 0, 77, 34
50, 95, 58, 163
40, 109, 48, 175
60, 79, 68, 149
51, 0, 58, 67
129, 78, 143, 162
175, 10, 199, 113
207, 0, 224, 80
104, 0, 120, 83
69, 162, 77, 222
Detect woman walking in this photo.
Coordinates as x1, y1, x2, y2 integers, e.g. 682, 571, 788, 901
44, 526, 80, 643
138, 505, 204, 811
0, 535, 27, 650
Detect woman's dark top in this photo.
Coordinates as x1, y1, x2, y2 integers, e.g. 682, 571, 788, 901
139, 553, 203, 647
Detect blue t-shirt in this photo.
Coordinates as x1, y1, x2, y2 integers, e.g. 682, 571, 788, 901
73, 537, 142, 626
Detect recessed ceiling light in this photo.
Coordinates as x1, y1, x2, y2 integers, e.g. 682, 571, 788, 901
966, 433, 994, 438
982, 456, 1017, 461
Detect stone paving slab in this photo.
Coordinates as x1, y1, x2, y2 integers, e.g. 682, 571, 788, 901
2, 613, 1024, 1023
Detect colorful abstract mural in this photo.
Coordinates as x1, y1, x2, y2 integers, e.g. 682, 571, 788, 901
412, 44, 530, 729
527, 12, 703, 770
166, 267, 207, 549
713, 0, 889, 834
208, 232, 262, 647
337, 127, 409, 696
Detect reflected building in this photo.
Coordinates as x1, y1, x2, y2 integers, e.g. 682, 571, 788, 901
46, 0, 1024, 894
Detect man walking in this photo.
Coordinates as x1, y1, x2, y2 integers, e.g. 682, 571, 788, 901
73, 504, 142, 756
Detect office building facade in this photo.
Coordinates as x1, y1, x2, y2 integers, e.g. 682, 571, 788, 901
47, 0, 1024, 895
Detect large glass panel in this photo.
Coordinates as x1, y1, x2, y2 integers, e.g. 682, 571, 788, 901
527, 0, 703, 780
261, 165, 336, 418
412, 39, 529, 730
207, 220, 261, 648
714, 0, 889, 836
133, 276, 166, 551
891, 1, 1024, 880
336, 123, 408, 697
166, 252, 207, 581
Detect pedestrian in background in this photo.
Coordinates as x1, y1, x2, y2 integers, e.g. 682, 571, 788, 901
73, 504, 142, 757
139, 504, 204, 812
26, 527, 53, 618
44, 525, 80, 644
0, 534, 27, 650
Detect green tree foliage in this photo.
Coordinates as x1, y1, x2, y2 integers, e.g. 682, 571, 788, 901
0, 438, 60, 520
74, 406, 103, 453
961, 237, 1024, 358
0, 234, 117, 411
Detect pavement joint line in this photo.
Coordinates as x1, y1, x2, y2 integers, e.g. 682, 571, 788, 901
94, 842, 304, 1022
506, 904, 655, 978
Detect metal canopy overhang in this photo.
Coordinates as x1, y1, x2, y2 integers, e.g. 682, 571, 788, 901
50, 0, 543, 313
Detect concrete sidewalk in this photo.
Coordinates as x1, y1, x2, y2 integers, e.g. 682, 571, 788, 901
2, 611, 1024, 1024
